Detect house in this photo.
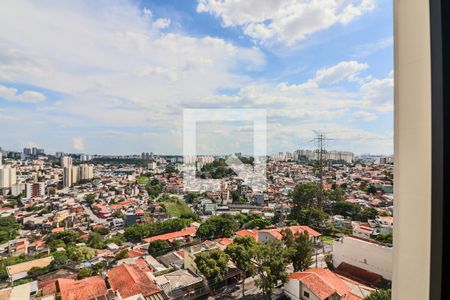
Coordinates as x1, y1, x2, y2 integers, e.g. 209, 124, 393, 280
155, 269, 205, 300
6, 256, 53, 282
184, 241, 240, 280
106, 264, 166, 299
143, 227, 197, 244
284, 268, 366, 300
352, 226, 373, 239
0, 280, 38, 299
57, 276, 109, 300
235, 229, 259, 241
333, 235, 392, 281
157, 251, 184, 269
258, 225, 321, 244
8, 238, 29, 256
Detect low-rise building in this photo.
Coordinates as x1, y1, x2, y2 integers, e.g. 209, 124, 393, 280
333, 235, 392, 281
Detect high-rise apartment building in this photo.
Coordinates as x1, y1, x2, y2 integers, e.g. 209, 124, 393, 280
61, 156, 73, 168
25, 182, 45, 198
78, 164, 94, 181
0, 165, 17, 189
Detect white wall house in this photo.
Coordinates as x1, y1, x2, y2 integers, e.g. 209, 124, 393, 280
333, 235, 392, 281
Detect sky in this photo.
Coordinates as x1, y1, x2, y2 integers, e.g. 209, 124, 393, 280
0, 0, 393, 156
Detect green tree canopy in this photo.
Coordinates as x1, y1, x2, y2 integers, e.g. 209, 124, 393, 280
365, 289, 392, 300
290, 183, 320, 220
286, 230, 313, 272
225, 236, 257, 298
196, 215, 239, 240
50, 251, 70, 271
0, 217, 21, 243
253, 241, 290, 299
77, 267, 93, 279
124, 218, 190, 242
326, 186, 345, 202
87, 232, 105, 249
195, 248, 229, 285
148, 240, 170, 256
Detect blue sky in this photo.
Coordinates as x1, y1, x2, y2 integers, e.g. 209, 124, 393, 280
0, 0, 393, 155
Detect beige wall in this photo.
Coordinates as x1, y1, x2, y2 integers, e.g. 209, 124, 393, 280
393, 0, 431, 299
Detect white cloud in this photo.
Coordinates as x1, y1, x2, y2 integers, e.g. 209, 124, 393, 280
278, 60, 368, 91
72, 137, 85, 151
153, 18, 171, 29
0, 84, 46, 103
197, 0, 375, 45
0, 0, 265, 129
351, 110, 378, 121
360, 76, 393, 111
353, 36, 393, 58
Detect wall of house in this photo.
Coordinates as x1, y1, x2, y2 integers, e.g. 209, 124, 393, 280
298, 283, 320, 300
283, 279, 300, 300
257, 232, 276, 243
333, 236, 392, 280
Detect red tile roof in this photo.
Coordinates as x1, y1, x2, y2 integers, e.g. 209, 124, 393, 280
235, 229, 259, 241
335, 262, 383, 286
127, 249, 146, 258
259, 225, 321, 240
289, 268, 360, 300
107, 264, 160, 298
57, 276, 107, 300
143, 227, 197, 243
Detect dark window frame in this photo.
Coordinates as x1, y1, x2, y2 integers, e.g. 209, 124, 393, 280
429, 0, 449, 298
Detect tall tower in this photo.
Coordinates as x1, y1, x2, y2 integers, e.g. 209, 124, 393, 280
312, 131, 332, 208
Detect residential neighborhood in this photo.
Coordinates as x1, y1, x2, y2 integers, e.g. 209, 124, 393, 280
0, 149, 393, 299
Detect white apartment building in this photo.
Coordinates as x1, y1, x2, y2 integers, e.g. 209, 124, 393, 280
60, 156, 73, 168
78, 164, 94, 180
0, 165, 17, 189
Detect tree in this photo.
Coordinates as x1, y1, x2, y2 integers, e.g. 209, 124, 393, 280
297, 207, 329, 227
148, 240, 170, 256
50, 251, 70, 271
72, 246, 95, 262
331, 202, 361, 218
93, 226, 110, 235
196, 215, 239, 239
0, 217, 21, 243
253, 241, 290, 299
77, 267, 93, 279
195, 248, 229, 285
91, 262, 106, 274
289, 231, 313, 272
243, 218, 272, 230
46, 230, 80, 248
326, 186, 345, 202
373, 232, 393, 244
367, 185, 378, 194
290, 183, 320, 220
365, 289, 392, 300
28, 266, 49, 277
280, 228, 295, 248
87, 232, 105, 249
225, 236, 257, 298
112, 210, 124, 218
84, 193, 96, 205
357, 207, 379, 221
115, 249, 129, 260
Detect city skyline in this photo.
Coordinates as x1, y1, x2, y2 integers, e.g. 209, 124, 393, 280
0, 0, 393, 155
